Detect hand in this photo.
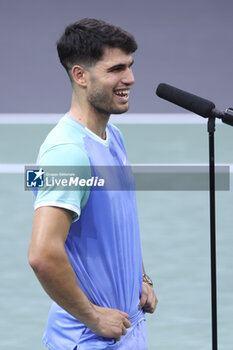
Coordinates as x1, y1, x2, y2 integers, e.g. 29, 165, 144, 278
89, 305, 131, 342
139, 282, 158, 313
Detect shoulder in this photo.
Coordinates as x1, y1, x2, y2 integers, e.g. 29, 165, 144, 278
39, 143, 90, 167
37, 116, 90, 167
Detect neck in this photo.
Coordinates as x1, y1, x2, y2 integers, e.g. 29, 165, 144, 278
68, 91, 110, 140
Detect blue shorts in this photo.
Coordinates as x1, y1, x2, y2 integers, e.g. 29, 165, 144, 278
114, 319, 148, 350
48, 319, 148, 350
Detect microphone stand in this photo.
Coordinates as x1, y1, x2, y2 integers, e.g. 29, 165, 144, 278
208, 107, 233, 350
156, 82, 233, 350
208, 116, 218, 350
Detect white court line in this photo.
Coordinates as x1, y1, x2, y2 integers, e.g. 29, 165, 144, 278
0, 164, 26, 173
0, 163, 232, 174
0, 113, 222, 124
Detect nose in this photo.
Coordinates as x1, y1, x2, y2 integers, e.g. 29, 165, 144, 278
121, 67, 135, 86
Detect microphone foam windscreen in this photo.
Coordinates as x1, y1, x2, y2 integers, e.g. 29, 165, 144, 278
156, 83, 215, 118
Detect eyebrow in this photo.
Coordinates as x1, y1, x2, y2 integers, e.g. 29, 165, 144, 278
107, 59, 134, 72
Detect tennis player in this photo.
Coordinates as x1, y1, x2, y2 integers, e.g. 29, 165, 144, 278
28, 18, 157, 350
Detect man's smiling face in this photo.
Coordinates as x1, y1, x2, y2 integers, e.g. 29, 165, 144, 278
85, 47, 135, 116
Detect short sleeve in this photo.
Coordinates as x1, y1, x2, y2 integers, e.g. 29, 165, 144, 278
34, 143, 91, 222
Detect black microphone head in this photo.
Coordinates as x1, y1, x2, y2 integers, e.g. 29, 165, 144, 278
156, 83, 215, 118
222, 107, 233, 127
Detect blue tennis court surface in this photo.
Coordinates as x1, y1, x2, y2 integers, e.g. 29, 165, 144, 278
1, 114, 233, 350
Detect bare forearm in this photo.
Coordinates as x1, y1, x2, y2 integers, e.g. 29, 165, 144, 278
142, 261, 145, 274
29, 247, 97, 327
30, 248, 132, 339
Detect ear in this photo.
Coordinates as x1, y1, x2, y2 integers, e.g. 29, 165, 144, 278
71, 65, 88, 87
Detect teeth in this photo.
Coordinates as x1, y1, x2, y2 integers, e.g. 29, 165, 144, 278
115, 89, 130, 96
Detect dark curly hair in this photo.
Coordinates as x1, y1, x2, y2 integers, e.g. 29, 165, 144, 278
57, 18, 137, 77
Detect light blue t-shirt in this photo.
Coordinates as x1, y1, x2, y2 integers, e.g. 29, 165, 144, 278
34, 115, 145, 350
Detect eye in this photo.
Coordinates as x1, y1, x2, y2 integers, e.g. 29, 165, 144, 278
111, 66, 123, 72
108, 65, 125, 73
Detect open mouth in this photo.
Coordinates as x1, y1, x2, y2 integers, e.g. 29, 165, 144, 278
114, 89, 130, 102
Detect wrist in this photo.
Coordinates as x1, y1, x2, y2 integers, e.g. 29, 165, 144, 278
143, 273, 153, 287
84, 303, 101, 332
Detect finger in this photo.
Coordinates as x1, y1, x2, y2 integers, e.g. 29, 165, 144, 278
123, 318, 131, 328
146, 294, 155, 309
119, 311, 130, 319
139, 292, 147, 310
142, 304, 153, 313
143, 294, 158, 313
115, 335, 121, 342
144, 288, 158, 309
153, 295, 158, 310
122, 326, 127, 336
151, 293, 158, 311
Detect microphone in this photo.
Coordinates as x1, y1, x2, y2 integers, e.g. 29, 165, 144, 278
222, 107, 233, 127
156, 83, 223, 119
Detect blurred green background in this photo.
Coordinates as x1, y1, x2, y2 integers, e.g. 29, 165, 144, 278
1, 119, 233, 350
